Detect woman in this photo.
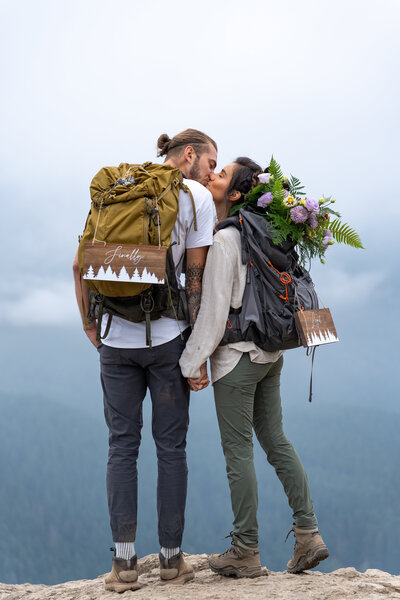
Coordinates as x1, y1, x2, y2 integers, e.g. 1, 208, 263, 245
179, 157, 329, 577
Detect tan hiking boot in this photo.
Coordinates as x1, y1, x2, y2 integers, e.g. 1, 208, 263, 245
286, 525, 330, 573
104, 554, 141, 593
208, 533, 264, 578
159, 551, 194, 584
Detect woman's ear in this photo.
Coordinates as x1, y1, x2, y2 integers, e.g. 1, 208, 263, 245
228, 190, 242, 204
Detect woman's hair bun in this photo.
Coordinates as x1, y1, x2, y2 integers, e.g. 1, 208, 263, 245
157, 133, 171, 157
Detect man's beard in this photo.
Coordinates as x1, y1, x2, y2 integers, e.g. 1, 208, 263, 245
188, 156, 202, 184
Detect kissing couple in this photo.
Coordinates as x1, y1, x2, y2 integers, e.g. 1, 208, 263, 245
73, 128, 329, 592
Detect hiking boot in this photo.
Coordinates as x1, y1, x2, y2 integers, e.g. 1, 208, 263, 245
104, 554, 141, 593
208, 533, 263, 578
159, 551, 194, 584
286, 525, 330, 573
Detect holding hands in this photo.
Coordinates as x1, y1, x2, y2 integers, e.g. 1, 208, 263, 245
188, 362, 209, 392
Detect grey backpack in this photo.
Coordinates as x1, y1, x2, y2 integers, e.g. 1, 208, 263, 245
217, 207, 318, 352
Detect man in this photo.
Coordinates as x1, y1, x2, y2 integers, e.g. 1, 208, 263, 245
73, 129, 217, 591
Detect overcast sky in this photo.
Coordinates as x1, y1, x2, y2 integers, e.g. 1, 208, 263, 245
1, 0, 399, 326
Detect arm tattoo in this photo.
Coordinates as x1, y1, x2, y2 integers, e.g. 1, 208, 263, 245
185, 264, 204, 326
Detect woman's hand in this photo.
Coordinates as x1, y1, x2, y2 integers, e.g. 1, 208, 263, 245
188, 363, 209, 392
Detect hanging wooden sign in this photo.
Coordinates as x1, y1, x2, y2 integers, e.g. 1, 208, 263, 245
294, 308, 339, 348
82, 243, 167, 284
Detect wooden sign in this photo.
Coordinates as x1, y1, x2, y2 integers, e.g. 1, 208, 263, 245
294, 308, 339, 348
83, 243, 167, 285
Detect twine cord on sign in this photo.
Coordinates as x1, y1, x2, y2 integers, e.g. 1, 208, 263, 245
92, 197, 104, 245
316, 294, 326, 309
92, 188, 114, 245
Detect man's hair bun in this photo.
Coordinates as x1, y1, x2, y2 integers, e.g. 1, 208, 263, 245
156, 129, 217, 160
157, 134, 171, 157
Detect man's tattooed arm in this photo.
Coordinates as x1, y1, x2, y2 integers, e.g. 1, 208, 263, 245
185, 246, 208, 326
186, 264, 204, 326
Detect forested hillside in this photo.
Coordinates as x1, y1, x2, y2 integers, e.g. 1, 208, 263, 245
0, 394, 399, 585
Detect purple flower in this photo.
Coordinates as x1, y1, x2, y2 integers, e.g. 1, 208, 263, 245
290, 205, 308, 223
322, 229, 333, 245
258, 173, 271, 184
305, 197, 319, 213
308, 213, 318, 229
257, 192, 273, 207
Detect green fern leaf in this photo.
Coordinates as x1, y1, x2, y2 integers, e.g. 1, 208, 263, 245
272, 178, 286, 202
289, 175, 306, 197
268, 156, 284, 181
329, 219, 364, 248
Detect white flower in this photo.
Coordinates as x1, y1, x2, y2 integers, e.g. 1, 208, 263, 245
258, 173, 271, 184
283, 194, 298, 208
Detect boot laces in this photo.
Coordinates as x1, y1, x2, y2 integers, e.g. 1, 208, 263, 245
285, 526, 298, 554
219, 531, 240, 557
285, 526, 318, 551
285, 527, 294, 543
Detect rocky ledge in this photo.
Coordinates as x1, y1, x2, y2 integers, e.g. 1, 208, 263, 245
1, 553, 400, 600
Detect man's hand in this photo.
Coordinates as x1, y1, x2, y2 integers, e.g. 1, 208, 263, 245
85, 322, 100, 348
188, 362, 209, 392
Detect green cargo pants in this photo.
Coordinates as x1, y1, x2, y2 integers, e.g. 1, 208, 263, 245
213, 353, 317, 546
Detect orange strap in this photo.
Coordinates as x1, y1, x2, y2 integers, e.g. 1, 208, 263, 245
267, 260, 292, 302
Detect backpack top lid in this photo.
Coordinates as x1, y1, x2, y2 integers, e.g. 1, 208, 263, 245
90, 162, 183, 208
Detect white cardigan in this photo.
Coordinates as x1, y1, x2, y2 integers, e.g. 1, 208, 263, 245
179, 226, 283, 383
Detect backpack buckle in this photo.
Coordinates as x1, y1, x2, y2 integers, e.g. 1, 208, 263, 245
140, 291, 155, 314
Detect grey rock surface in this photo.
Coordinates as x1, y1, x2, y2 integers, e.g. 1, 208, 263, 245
1, 554, 400, 600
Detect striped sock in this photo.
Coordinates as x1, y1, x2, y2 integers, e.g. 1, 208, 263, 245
160, 546, 180, 559
114, 542, 135, 560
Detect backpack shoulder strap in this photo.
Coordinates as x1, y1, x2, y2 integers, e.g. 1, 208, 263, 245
216, 214, 249, 265
180, 180, 197, 232
216, 215, 240, 232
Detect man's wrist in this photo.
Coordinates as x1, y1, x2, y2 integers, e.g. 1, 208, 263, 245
84, 318, 97, 331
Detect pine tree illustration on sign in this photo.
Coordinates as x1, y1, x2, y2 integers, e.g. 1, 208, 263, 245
294, 308, 338, 348
82, 243, 167, 285
85, 265, 95, 279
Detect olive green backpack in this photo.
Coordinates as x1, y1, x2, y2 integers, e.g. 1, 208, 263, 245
78, 161, 196, 297
78, 162, 196, 345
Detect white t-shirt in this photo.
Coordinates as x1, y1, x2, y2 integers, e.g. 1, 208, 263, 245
101, 178, 216, 348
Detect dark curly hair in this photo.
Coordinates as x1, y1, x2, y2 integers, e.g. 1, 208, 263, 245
227, 157, 263, 200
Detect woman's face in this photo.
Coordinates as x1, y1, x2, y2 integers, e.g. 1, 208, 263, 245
206, 162, 237, 203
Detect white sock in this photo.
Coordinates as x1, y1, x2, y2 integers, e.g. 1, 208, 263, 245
161, 546, 180, 559
115, 542, 135, 560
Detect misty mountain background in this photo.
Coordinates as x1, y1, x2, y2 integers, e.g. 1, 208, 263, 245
1, 281, 399, 584
1, 0, 399, 586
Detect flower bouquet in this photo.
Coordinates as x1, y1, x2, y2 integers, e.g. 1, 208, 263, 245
230, 156, 364, 266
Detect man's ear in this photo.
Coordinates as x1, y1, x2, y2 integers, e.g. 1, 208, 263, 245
228, 190, 242, 204
183, 145, 196, 165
